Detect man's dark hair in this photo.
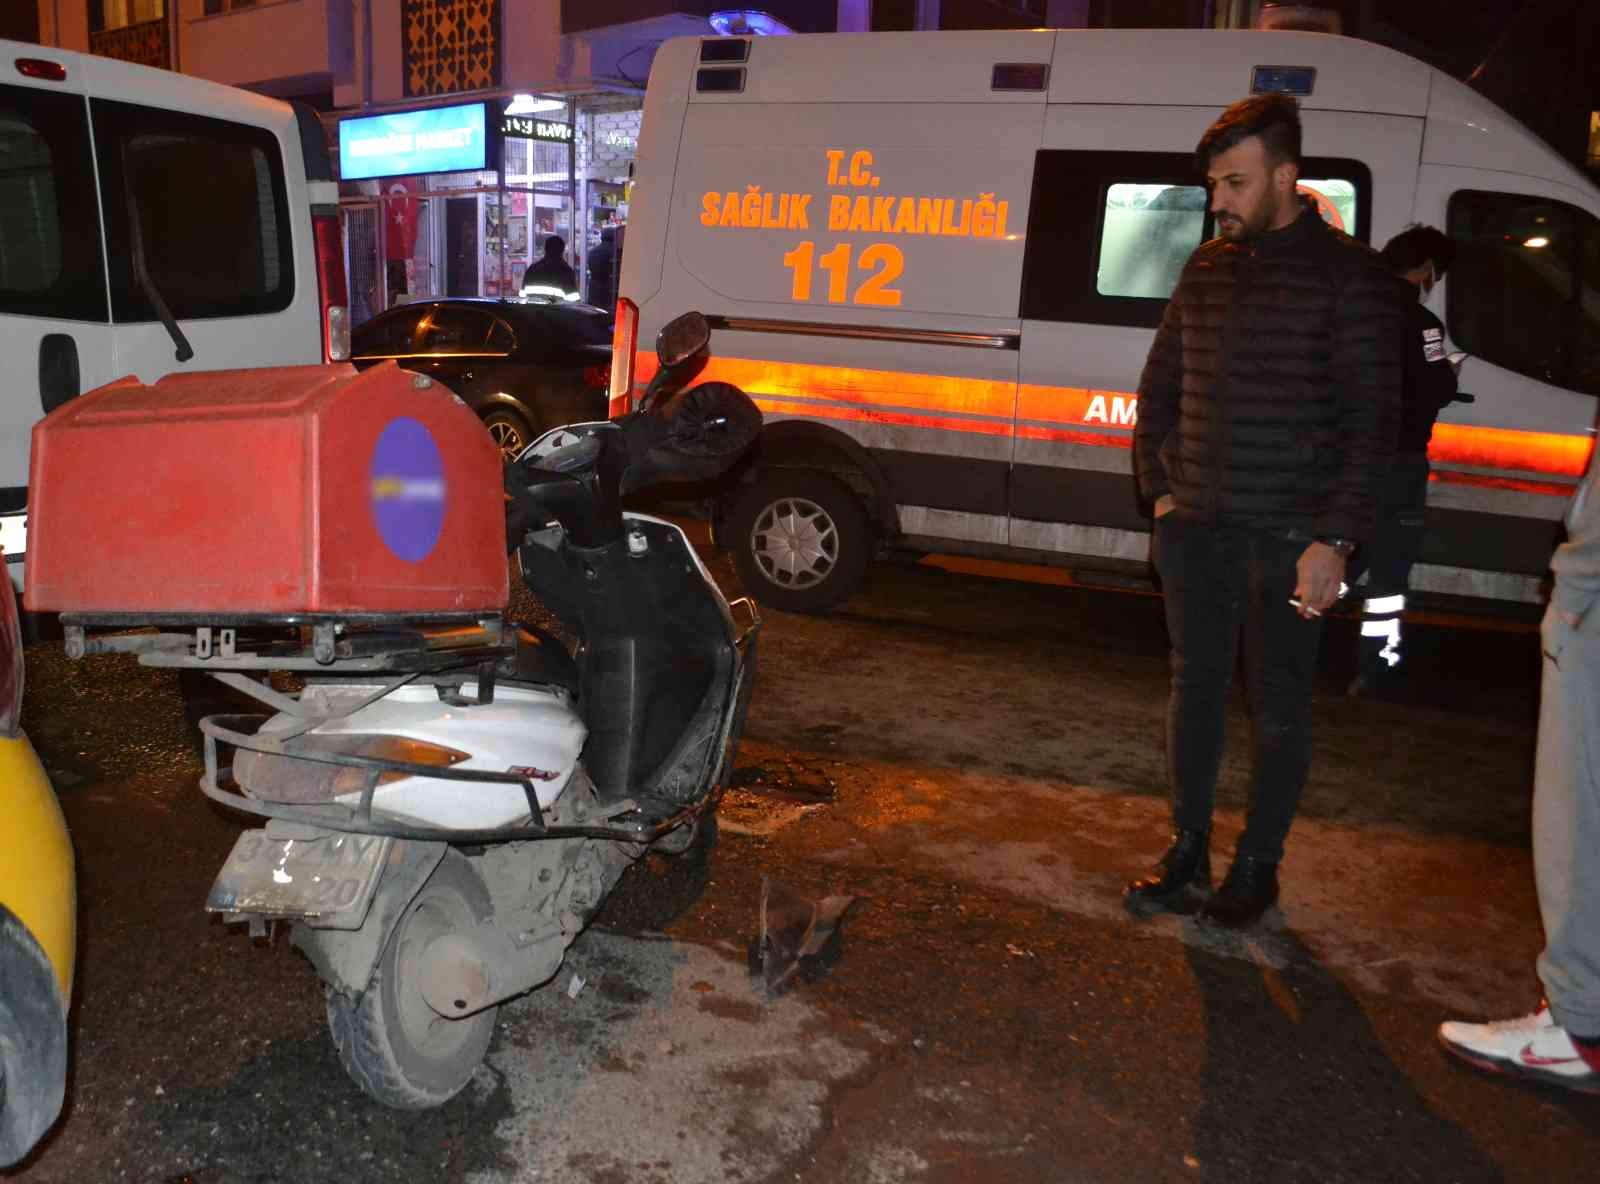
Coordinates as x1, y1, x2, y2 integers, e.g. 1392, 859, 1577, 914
1196, 94, 1303, 171
1381, 224, 1454, 279
543, 235, 565, 255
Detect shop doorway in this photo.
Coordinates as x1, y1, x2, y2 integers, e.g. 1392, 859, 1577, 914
343, 203, 380, 327
445, 197, 479, 296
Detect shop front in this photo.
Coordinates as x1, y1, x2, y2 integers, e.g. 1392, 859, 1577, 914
573, 95, 642, 315
335, 97, 580, 327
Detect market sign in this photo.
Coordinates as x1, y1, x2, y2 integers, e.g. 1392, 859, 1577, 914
339, 102, 490, 181
501, 114, 572, 144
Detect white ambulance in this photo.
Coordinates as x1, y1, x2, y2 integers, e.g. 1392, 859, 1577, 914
613, 28, 1600, 614
0, 41, 349, 586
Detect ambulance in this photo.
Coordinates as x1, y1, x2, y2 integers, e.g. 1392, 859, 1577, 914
612, 28, 1600, 614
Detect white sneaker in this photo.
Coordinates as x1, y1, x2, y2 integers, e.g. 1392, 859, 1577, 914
1438, 1005, 1600, 1094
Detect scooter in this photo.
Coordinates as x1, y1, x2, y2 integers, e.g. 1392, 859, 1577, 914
59, 312, 762, 1108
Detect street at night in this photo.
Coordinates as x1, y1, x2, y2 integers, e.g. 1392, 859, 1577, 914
9, 547, 1593, 1183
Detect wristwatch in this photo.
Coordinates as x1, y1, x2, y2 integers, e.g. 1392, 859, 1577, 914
1316, 536, 1357, 559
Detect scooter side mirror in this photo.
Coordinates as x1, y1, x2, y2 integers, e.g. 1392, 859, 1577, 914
656, 311, 711, 368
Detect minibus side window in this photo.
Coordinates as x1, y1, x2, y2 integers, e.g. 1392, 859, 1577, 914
92, 99, 295, 322
1447, 191, 1600, 396
1096, 183, 1207, 300
1021, 150, 1203, 330
1022, 151, 1368, 329
0, 85, 107, 322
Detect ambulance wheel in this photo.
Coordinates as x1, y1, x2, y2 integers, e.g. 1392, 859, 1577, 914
481, 407, 534, 462
326, 852, 497, 1109
728, 471, 872, 615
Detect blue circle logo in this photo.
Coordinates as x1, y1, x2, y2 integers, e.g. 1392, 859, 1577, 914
370, 417, 446, 563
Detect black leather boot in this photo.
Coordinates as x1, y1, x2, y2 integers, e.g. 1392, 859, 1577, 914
1199, 856, 1280, 929
1124, 829, 1210, 915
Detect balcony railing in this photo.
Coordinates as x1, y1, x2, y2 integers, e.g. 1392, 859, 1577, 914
89, 19, 169, 70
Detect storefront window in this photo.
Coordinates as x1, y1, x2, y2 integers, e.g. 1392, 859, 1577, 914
335, 94, 645, 322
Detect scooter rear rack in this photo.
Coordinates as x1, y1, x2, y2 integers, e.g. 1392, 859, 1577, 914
60, 612, 511, 671
197, 711, 719, 845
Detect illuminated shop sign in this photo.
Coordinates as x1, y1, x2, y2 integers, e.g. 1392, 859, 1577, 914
500, 114, 573, 143
339, 102, 490, 181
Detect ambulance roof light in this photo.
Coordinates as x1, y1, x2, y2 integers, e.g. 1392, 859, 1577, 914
709, 10, 792, 37
1251, 65, 1317, 97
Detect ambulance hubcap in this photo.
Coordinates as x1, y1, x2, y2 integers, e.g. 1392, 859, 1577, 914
751, 497, 837, 589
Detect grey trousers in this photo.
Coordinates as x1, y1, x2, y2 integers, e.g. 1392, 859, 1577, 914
1535, 603, 1600, 1039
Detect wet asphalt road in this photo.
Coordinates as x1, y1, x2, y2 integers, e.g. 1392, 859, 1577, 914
7, 550, 1596, 1184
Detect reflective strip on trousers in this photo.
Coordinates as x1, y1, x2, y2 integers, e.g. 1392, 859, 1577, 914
1360, 594, 1405, 668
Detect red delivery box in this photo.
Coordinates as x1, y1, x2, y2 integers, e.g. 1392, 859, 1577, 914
25, 363, 508, 617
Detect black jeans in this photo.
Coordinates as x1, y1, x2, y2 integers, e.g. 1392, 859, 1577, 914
1152, 516, 1325, 862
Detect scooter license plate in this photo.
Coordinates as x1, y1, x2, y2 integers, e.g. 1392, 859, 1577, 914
205, 830, 392, 928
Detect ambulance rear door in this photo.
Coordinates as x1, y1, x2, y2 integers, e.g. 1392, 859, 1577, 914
663, 32, 1050, 551
1409, 76, 1600, 603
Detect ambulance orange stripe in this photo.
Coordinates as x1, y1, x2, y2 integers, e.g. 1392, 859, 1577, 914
1428, 470, 1579, 499
1428, 422, 1591, 481
752, 396, 1014, 438
630, 352, 1592, 488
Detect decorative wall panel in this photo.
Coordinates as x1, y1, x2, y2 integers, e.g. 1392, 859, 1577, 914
403, 0, 500, 97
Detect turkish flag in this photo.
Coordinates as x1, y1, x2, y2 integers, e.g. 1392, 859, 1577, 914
385, 180, 420, 261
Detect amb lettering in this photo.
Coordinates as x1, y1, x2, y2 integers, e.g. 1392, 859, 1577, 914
1083, 394, 1138, 427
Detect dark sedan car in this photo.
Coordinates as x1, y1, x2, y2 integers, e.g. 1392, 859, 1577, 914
350, 298, 613, 459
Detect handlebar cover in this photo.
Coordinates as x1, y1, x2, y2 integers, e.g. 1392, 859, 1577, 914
619, 382, 763, 494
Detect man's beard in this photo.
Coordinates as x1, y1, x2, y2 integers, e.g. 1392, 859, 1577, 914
1216, 196, 1282, 242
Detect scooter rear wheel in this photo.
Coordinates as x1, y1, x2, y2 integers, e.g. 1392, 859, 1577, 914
326, 851, 497, 1109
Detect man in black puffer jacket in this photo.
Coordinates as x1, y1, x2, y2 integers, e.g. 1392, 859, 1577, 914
1125, 94, 1402, 929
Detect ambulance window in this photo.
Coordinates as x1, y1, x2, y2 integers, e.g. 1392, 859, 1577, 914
0, 84, 107, 322
1447, 191, 1600, 396
93, 99, 294, 323
1022, 150, 1202, 328
1096, 184, 1207, 300
1297, 178, 1360, 237
1023, 151, 1369, 329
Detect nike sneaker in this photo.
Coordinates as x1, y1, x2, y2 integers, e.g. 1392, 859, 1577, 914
1438, 1005, 1600, 1094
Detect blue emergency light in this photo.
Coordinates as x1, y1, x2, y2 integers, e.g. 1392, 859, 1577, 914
1251, 65, 1317, 97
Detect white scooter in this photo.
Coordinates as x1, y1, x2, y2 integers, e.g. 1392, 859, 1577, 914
62, 312, 762, 1108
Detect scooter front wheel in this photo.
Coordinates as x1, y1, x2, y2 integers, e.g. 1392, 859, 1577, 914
326, 851, 497, 1109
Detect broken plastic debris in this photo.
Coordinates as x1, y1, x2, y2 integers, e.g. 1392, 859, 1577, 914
747, 875, 856, 996
567, 973, 586, 1000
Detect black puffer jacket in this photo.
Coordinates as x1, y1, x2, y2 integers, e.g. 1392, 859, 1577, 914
1134, 210, 1402, 542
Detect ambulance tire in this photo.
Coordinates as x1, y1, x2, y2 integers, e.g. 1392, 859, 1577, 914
728, 471, 872, 615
